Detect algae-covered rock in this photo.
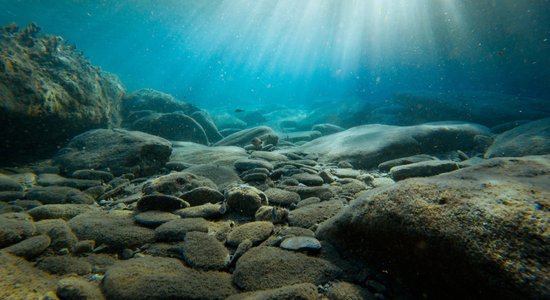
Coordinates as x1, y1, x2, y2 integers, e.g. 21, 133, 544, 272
0, 23, 125, 164
129, 112, 209, 144
485, 117, 550, 158
317, 155, 550, 299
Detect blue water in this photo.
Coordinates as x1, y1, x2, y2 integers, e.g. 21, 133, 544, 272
1, 0, 549, 109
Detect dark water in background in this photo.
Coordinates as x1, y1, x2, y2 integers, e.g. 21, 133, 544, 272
1, 0, 549, 109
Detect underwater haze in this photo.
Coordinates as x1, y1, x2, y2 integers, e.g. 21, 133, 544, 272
2, 0, 550, 108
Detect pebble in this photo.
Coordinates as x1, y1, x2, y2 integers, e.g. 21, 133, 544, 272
280, 236, 322, 252
136, 193, 190, 212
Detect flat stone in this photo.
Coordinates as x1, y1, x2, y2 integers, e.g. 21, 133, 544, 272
171, 142, 248, 168
371, 177, 395, 188
142, 171, 218, 196
136, 193, 190, 212
71, 169, 114, 182
36, 173, 101, 190
288, 200, 344, 229
331, 168, 362, 179
280, 236, 322, 252
179, 231, 230, 270
68, 211, 155, 249
28, 204, 100, 221
2, 234, 51, 259
214, 126, 279, 148
390, 160, 459, 181
155, 218, 209, 242
0, 174, 23, 191
184, 163, 242, 188
174, 203, 223, 219
378, 154, 437, 172
291, 173, 324, 186
242, 173, 268, 182
232, 246, 341, 291
296, 197, 321, 208
180, 187, 224, 206
25, 186, 95, 204
234, 158, 274, 172
264, 188, 301, 206
284, 186, 334, 201
102, 257, 237, 299
226, 221, 274, 247
36, 256, 92, 275
312, 123, 345, 136
249, 151, 289, 162
227, 283, 318, 300
134, 211, 180, 228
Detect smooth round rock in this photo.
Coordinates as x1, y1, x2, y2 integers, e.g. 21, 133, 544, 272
174, 203, 223, 219
280, 236, 322, 252
291, 173, 324, 186
179, 231, 230, 270
234, 159, 274, 172
180, 187, 224, 206
226, 221, 274, 247
154, 218, 209, 242
134, 211, 180, 228
224, 185, 268, 216
264, 188, 300, 206
2, 235, 51, 259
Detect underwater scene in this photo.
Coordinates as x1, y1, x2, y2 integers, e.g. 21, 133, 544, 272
0, 0, 549, 299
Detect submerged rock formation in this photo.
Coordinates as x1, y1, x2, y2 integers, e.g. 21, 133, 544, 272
0, 23, 125, 164
317, 155, 550, 299
485, 117, 550, 158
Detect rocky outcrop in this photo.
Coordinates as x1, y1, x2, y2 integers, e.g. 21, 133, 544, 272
129, 112, 209, 144
296, 122, 491, 169
121, 89, 198, 118
317, 155, 550, 299
53, 128, 172, 177
0, 23, 125, 164
485, 117, 550, 158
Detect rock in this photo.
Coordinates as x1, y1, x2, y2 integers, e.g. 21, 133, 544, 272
485, 117, 550, 158
331, 168, 361, 179
227, 283, 318, 300
122, 88, 198, 116
134, 211, 180, 228
234, 158, 274, 172
242, 173, 268, 182
0, 252, 58, 299
185, 164, 242, 187
179, 231, 230, 270
36, 173, 101, 190
72, 240, 96, 255
142, 171, 217, 196
226, 221, 274, 246
56, 276, 104, 300
180, 187, 224, 206
191, 110, 224, 143
288, 200, 344, 229
296, 123, 490, 169
53, 129, 172, 177
491, 120, 531, 134
249, 151, 289, 162
326, 281, 375, 300
174, 203, 223, 219
214, 126, 279, 147
281, 131, 323, 143
136, 194, 189, 212
0, 24, 125, 165
0, 212, 35, 248
371, 177, 395, 188
239, 110, 267, 126
264, 188, 301, 206
154, 218, 209, 242
68, 211, 155, 249
25, 186, 95, 204
101, 257, 237, 299
36, 256, 92, 275
171, 142, 248, 167
35, 219, 78, 251
279, 227, 316, 238
0, 174, 23, 191
378, 154, 437, 172
280, 236, 322, 252
8, 199, 42, 210
283, 186, 334, 201
1, 234, 51, 259
255, 206, 288, 224
291, 173, 324, 186
224, 185, 268, 216
28, 204, 99, 221
232, 246, 341, 291
70, 169, 114, 182
296, 197, 321, 208
130, 112, 209, 144
390, 160, 459, 181
0, 191, 26, 202
212, 112, 248, 129
312, 123, 345, 136
317, 155, 550, 299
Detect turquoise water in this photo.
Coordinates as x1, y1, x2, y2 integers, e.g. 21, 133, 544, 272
2, 0, 549, 109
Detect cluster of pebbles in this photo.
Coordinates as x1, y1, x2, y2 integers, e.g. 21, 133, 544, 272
0, 143, 402, 299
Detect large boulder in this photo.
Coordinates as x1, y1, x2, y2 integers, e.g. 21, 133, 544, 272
485, 117, 550, 158
129, 112, 209, 144
317, 155, 550, 299
53, 129, 172, 177
170, 142, 247, 167
121, 88, 199, 118
191, 111, 224, 143
0, 23, 125, 164
296, 122, 491, 169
